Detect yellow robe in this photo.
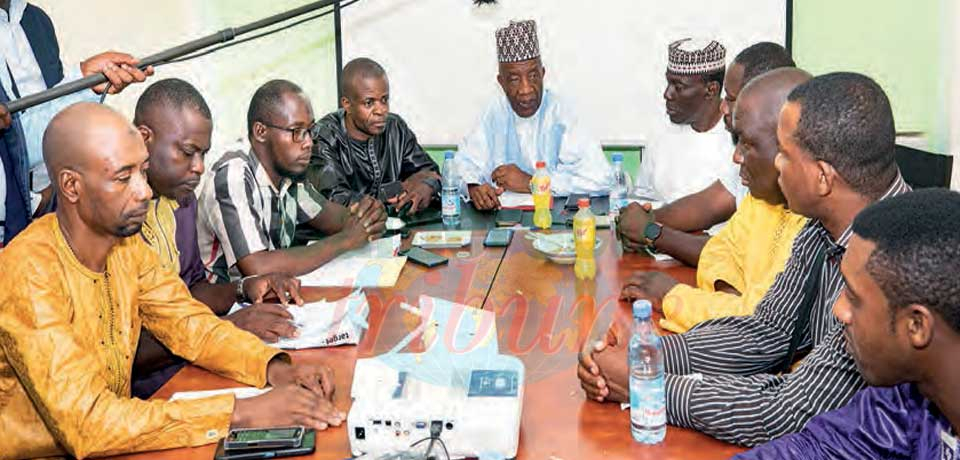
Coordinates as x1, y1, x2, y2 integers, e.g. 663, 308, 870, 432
0, 214, 282, 459
660, 193, 808, 333
140, 195, 181, 273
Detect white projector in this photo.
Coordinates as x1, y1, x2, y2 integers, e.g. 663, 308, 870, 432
347, 296, 524, 460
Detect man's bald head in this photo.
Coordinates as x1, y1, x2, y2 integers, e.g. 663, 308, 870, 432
43, 102, 152, 239
340, 57, 387, 100
43, 102, 143, 183
737, 68, 812, 129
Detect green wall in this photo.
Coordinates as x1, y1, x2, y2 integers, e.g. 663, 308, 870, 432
793, 0, 953, 153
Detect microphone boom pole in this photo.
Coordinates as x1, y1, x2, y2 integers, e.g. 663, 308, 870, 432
5, 0, 338, 114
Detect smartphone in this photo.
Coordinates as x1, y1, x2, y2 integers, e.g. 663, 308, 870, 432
402, 247, 449, 267
378, 181, 403, 202
495, 208, 523, 227
484, 229, 513, 247
224, 427, 304, 451
215, 430, 315, 460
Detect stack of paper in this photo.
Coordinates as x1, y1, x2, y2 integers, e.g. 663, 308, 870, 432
169, 386, 271, 402
498, 191, 535, 209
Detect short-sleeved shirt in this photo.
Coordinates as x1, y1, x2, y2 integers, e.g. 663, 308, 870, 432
196, 150, 326, 283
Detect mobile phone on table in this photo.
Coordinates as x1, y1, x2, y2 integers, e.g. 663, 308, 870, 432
215, 429, 315, 460
483, 229, 514, 247
224, 426, 304, 451
495, 208, 523, 226
402, 247, 449, 267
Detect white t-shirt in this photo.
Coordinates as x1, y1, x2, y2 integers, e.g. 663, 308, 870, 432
634, 116, 738, 205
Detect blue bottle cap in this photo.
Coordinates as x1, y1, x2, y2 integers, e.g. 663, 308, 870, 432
632, 300, 652, 319
444, 150, 455, 159
611, 153, 623, 162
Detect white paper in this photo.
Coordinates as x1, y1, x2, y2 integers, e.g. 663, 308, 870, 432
170, 386, 271, 402
309, 234, 400, 259
498, 191, 534, 208
228, 290, 371, 350
299, 256, 406, 287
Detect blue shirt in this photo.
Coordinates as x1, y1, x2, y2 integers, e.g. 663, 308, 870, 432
736, 383, 959, 460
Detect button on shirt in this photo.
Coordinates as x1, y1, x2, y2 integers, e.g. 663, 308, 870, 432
196, 150, 326, 283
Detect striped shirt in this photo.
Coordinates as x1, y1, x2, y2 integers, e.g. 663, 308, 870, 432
662, 172, 911, 446
196, 150, 325, 283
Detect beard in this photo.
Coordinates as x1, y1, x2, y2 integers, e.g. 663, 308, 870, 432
276, 163, 307, 182
114, 222, 144, 238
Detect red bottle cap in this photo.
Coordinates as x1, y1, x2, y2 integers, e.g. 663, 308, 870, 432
578, 198, 590, 208
535, 161, 546, 168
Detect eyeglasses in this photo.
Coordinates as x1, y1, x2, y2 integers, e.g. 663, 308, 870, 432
260, 121, 316, 143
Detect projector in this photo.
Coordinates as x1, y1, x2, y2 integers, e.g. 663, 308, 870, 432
347, 296, 524, 460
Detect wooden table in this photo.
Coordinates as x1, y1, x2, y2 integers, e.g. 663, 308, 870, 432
113, 229, 746, 460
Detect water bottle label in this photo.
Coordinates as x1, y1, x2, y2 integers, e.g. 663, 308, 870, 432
442, 193, 460, 217
630, 375, 666, 428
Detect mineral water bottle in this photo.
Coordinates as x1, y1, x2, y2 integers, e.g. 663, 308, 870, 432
629, 300, 666, 444
573, 198, 596, 280
531, 161, 552, 229
441, 151, 461, 227
609, 153, 631, 218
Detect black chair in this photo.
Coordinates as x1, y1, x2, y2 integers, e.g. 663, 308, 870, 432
894, 144, 954, 189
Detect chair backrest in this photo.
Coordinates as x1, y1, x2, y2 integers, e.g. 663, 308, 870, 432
894, 144, 953, 189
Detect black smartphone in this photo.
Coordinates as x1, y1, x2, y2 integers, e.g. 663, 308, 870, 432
225, 427, 303, 451
215, 430, 315, 460
402, 247, 449, 267
495, 208, 523, 227
484, 229, 513, 247
378, 181, 403, 202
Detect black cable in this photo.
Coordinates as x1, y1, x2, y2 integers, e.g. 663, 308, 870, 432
436, 438, 450, 460
162, 0, 360, 66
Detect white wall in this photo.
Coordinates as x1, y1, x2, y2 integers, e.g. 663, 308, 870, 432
342, 0, 787, 146
950, 0, 960, 190
30, 1, 339, 161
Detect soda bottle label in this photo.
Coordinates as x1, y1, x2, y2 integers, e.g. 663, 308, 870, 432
532, 176, 550, 195
574, 220, 595, 248
442, 192, 460, 217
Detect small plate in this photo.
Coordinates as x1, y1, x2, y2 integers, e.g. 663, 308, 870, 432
412, 230, 472, 248
532, 233, 601, 264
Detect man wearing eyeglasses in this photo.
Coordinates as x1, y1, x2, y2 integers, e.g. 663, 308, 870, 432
197, 79, 387, 283
308, 57, 440, 214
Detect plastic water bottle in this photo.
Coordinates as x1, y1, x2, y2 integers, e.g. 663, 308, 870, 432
609, 153, 631, 218
531, 161, 552, 229
573, 198, 596, 280
441, 151, 461, 227
629, 300, 666, 444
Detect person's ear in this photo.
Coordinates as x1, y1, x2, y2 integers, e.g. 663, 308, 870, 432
136, 125, 153, 146
59, 169, 81, 204
904, 304, 935, 349
496, 72, 507, 92
251, 121, 269, 144
540, 65, 546, 80
340, 95, 350, 111
705, 80, 721, 99
815, 160, 838, 197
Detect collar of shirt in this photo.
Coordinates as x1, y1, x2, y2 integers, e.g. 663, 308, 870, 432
0, 0, 27, 23
813, 171, 911, 259
246, 149, 293, 197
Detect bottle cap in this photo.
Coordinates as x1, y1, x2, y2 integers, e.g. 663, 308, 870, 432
535, 161, 546, 169
578, 198, 590, 208
632, 300, 652, 319
611, 153, 623, 162
444, 151, 455, 160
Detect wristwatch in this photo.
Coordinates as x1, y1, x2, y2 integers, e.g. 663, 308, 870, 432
643, 222, 663, 249
236, 275, 254, 302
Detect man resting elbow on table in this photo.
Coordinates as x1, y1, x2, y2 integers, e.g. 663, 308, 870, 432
457, 19, 611, 210
619, 46, 807, 334
130, 78, 318, 399
196, 79, 386, 284
0, 103, 342, 459
617, 42, 798, 268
